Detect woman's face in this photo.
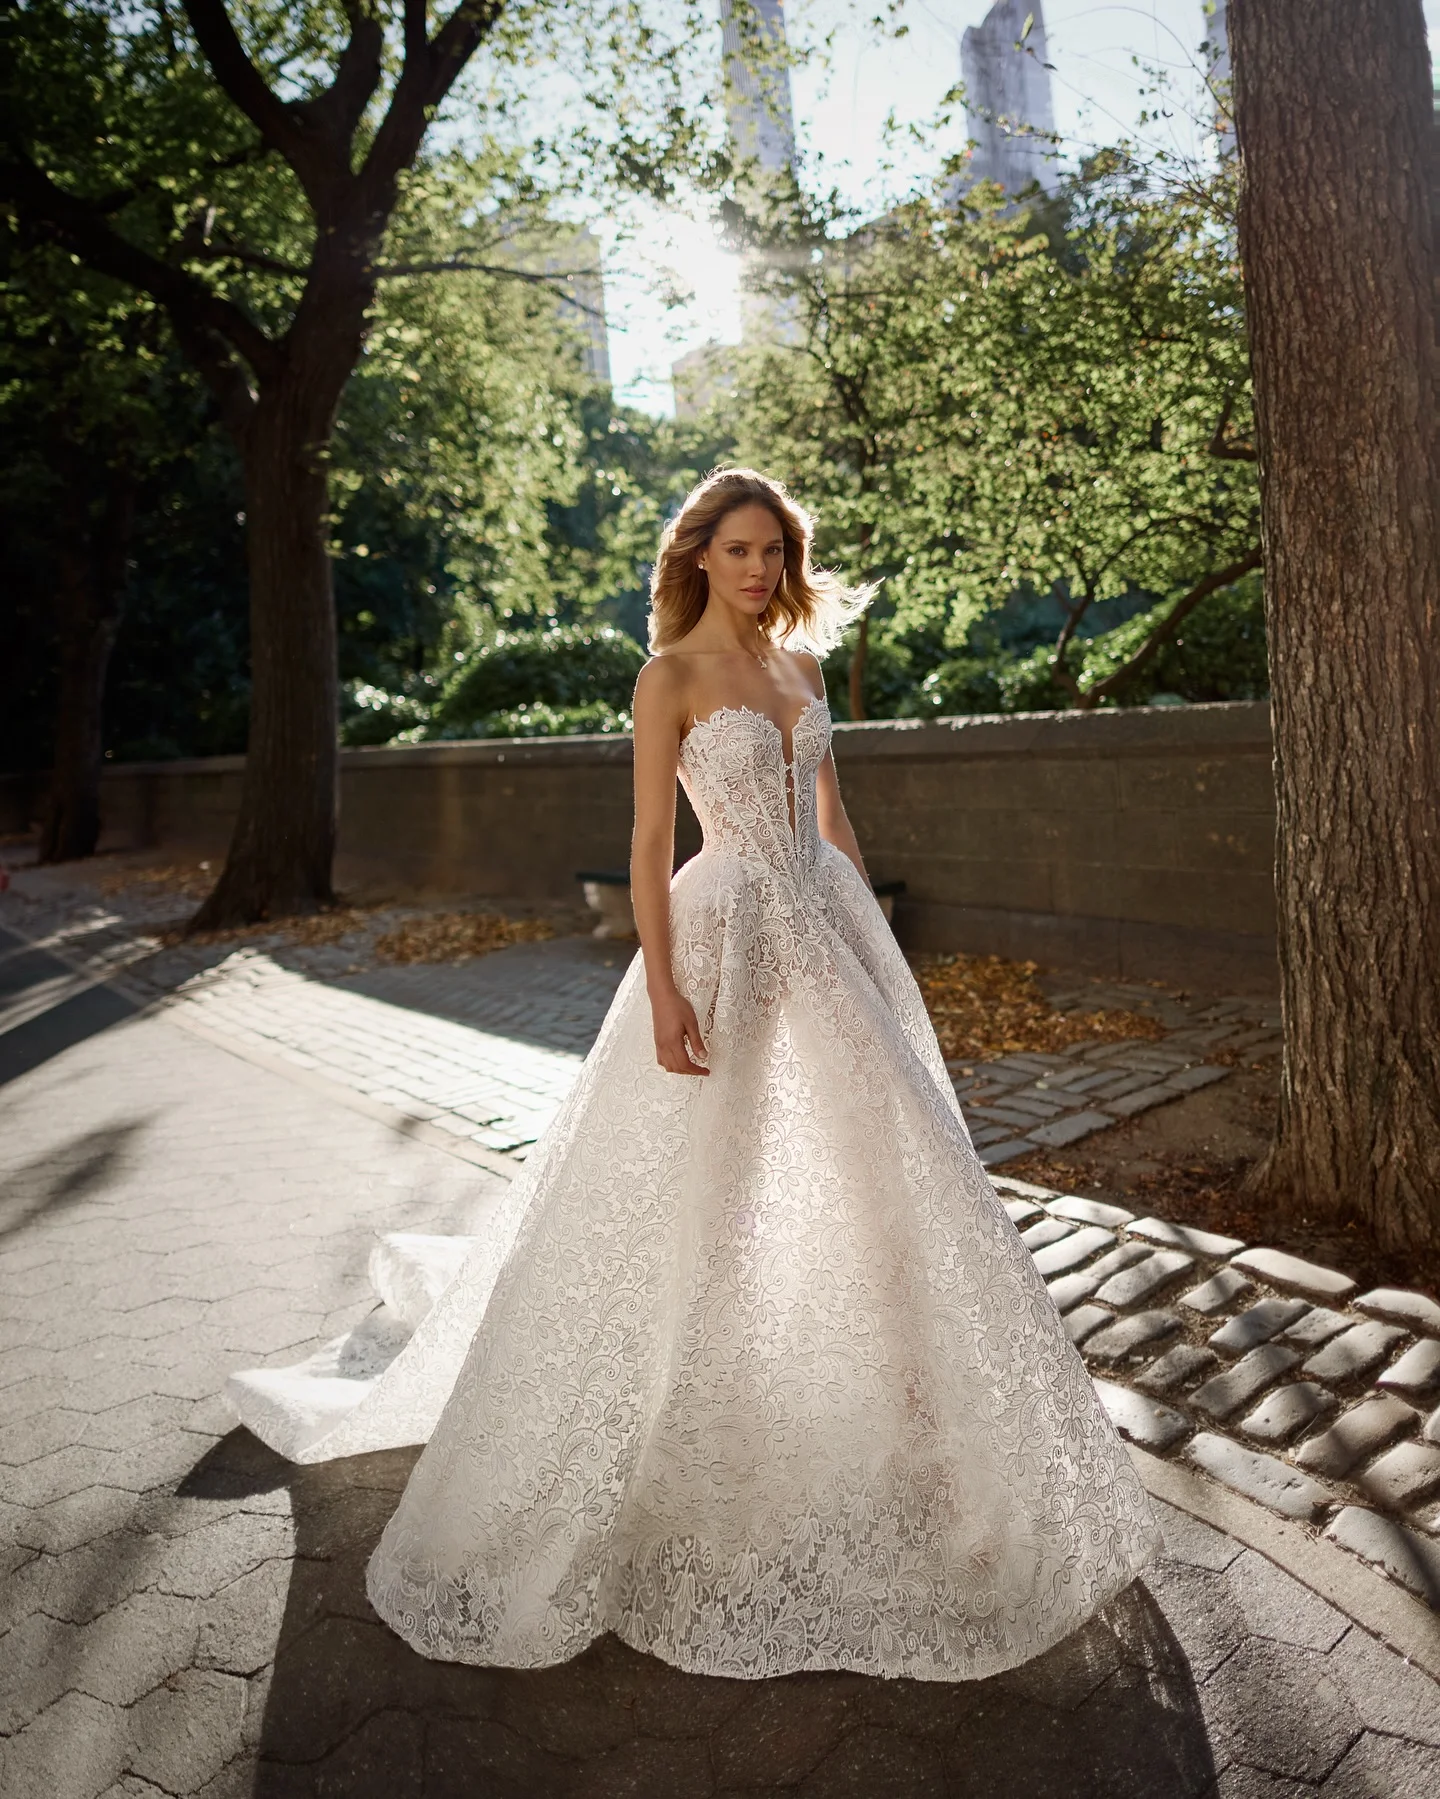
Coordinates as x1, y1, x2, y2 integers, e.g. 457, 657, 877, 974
698, 503, 785, 620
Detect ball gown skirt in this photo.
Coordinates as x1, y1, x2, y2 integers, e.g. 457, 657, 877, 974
226, 696, 1159, 1680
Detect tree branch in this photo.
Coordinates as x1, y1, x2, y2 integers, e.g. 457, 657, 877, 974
180, 0, 313, 175
373, 256, 606, 318
1208, 389, 1257, 460
1067, 545, 1264, 711
362, 0, 504, 196
0, 149, 277, 401
1049, 572, 1097, 703
301, 11, 385, 157
187, 233, 310, 279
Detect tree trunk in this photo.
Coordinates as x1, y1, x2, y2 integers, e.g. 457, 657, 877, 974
39, 467, 135, 863
849, 609, 869, 722
189, 380, 341, 930
1230, 0, 1440, 1252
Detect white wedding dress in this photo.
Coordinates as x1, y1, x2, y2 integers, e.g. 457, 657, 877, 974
227, 695, 1159, 1680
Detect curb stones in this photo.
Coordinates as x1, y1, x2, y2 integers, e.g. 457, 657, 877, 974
986, 1170, 1440, 1619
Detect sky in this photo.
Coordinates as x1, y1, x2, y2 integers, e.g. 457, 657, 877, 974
600, 0, 1440, 414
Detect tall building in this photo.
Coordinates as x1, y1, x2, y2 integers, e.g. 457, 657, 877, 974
672, 0, 799, 407
1201, 1, 1236, 156
672, 339, 737, 420
960, 0, 1059, 196
720, 0, 796, 180
493, 221, 611, 386
544, 226, 612, 387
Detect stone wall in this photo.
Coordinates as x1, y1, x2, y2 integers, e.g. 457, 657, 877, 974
0, 700, 1278, 991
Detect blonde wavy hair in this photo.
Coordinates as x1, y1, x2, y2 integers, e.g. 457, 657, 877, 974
648, 468, 874, 654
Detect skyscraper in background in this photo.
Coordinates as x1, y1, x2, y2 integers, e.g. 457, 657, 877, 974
960, 0, 1059, 196
674, 0, 800, 408
494, 221, 612, 386
720, 0, 797, 179
546, 226, 612, 387
1202, 1, 1236, 155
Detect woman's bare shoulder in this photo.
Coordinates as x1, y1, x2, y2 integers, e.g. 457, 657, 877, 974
784, 647, 827, 698
633, 653, 693, 721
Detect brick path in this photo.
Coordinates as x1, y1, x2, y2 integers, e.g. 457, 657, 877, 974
4, 871, 1440, 1794
4, 873, 1276, 1167
7, 878, 1440, 1592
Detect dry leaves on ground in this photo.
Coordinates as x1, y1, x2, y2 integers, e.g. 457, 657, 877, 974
910, 951, 1167, 1064
163, 905, 375, 950
97, 861, 216, 901
374, 911, 554, 964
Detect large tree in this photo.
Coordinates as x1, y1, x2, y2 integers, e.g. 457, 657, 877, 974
1229, 0, 1440, 1252
1, 0, 706, 926
0, 265, 158, 860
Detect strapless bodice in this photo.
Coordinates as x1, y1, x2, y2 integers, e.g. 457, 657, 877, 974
678, 695, 830, 878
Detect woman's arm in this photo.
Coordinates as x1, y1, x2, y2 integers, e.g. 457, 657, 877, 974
794, 652, 871, 887
630, 660, 709, 1075
816, 751, 870, 887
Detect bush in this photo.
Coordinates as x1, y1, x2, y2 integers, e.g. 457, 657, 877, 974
436, 625, 646, 735
340, 681, 434, 747
451, 700, 631, 739
1080, 575, 1268, 705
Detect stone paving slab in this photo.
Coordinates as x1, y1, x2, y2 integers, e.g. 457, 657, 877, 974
5, 879, 1440, 1794
0, 874, 1278, 1176
9, 891, 1440, 1610
2, 1001, 1439, 1797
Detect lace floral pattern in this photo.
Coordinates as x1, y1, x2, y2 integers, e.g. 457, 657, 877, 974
227, 698, 1159, 1680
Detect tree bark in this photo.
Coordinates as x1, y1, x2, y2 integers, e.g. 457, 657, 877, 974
1230, 0, 1440, 1251
39, 466, 135, 863
190, 373, 344, 927
848, 611, 869, 722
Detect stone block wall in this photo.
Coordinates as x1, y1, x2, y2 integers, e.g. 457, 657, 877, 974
829, 703, 1276, 991
0, 700, 1278, 991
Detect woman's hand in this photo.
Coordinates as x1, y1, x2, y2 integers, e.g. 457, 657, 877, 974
649, 985, 709, 1075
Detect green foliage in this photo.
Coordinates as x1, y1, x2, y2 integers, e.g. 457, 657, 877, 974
329, 213, 591, 691
1073, 572, 1269, 704
720, 160, 1260, 706
544, 393, 736, 643
433, 625, 647, 736
457, 700, 632, 739
904, 576, 1268, 718
0, 0, 730, 779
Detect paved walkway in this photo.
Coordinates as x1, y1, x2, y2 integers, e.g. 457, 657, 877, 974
3, 877, 1440, 1795
0, 865, 1282, 1166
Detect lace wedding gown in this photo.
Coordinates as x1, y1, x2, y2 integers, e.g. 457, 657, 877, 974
227, 695, 1159, 1679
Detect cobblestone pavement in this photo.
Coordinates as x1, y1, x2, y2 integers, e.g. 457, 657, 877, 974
4, 1003, 1440, 1798
992, 1173, 1440, 1611
6, 875, 1440, 1612
953, 981, 1282, 1167
3, 868, 1278, 1164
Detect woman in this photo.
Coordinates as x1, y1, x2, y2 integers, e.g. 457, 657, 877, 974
227, 468, 1158, 1680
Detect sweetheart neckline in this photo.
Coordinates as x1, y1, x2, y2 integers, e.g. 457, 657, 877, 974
682, 694, 829, 768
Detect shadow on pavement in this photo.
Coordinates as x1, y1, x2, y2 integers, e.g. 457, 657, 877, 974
184, 1433, 1217, 1798
329, 936, 631, 1060
0, 928, 144, 1088
0, 1117, 151, 1240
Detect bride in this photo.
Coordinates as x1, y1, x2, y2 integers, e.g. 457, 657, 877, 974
227, 467, 1159, 1681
